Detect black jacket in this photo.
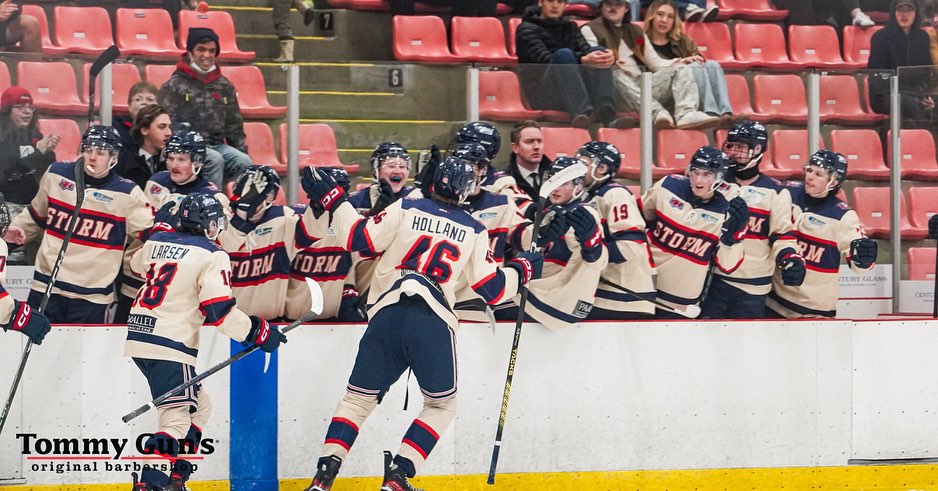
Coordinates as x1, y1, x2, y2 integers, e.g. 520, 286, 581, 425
112, 116, 166, 189
867, 0, 933, 112
0, 125, 55, 204
515, 6, 592, 64
507, 152, 553, 202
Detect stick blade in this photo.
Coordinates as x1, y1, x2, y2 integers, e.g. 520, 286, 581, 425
538, 163, 587, 200
305, 277, 324, 316
90, 45, 121, 77
683, 305, 702, 318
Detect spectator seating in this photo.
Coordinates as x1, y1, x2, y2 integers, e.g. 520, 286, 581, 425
478, 70, 541, 121
540, 127, 591, 161
38, 119, 82, 160
178, 10, 256, 62
451, 16, 516, 64
829, 129, 890, 180
716, 0, 788, 21
21, 5, 69, 56
597, 127, 641, 179
819, 75, 886, 124
116, 8, 185, 59
0, 64, 9, 94
144, 64, 177, 88
278, 123, 360, 173
788, 25, 844, 69
683, 23, 749, 70
908, 186, 938, 238
907, 247, 936, 281
655, 129, 709, 177
751, 74, 807, 124
393, 15, 465, 63
243, 122, 285, 173
887, 129, 938, 180
82, 63, 142, 115
725, 73, 754, 117
17, 61, 85, 115
766, 129, 821, 180
53, 6, 114, 55
734, 23, 803, 70
224, 66, 287, 118
843, 25, 884, 68
851, 186, 915, 239
508, 17, 522, 58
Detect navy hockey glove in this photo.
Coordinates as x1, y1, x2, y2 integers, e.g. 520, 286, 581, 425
416, 146, 441, 197
850, 238, 877, 269
368, 179, 395, 216
143, 202, 179, 242
720, 197, 750, 245
776, 248, 806, 286
302, 167, 347, 216
536, 212, 567, 248
244, 316, 287, 353
337, 286, 366, 322
929, 214, 938, 239
566, 206, 602, 250
3, 300, 51, 345
507, 251, 543, 285
231, 169, 271, 218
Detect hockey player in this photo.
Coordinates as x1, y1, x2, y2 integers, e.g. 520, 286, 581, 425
766, 150, 877, 318
510, 156, 608, 329
299, 157, 543, 491
349, 141, 414, 216
642, 146, 749, 318
0, 194, 51, 345
576, 141, 656, 320
700, 121, 805, 319
451, 121, 525, 200
127, 192, 286, 491
6, 125, 154, 324
284, 167, 360, 322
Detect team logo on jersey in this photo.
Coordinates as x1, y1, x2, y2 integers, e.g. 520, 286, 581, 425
699, 212, 719, 224
127, 314, 157, 333
91, 191, 113, 203
149, 184, 163, 195
683, 210, 698, 224
59, 179, 75, 191
573, 300, 593, 318
807, 216, 826, 227
837, 202, 850, 210
669, 197, 685, 210
742, 188, 766, 204
479, 212, 498, 220
254, 227, 273, 237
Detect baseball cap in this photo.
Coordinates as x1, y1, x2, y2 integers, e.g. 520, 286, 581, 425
0, 86, 33, 111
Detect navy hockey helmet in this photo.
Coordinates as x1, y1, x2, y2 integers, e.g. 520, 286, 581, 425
81, 124, 123, 154
177, 192, 227, 239
687, 146, 730, 189
452, 142, 491, 184
806, 149, 848, 194
370, 141, 411, 179
722, 120, 767, 170
576, 140, 622, 180
164, 130, 207, 170
320, 166, 351, 193
455, 121, 501, 160
545, 156, 587, 188
430, 156, 476, 203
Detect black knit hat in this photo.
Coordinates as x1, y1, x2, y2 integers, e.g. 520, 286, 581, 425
186, 27, 220, 55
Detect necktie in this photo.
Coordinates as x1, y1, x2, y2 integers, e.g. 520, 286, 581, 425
531, 173, 540, 189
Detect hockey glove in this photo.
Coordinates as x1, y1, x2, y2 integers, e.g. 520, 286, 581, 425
337, 286, 366, 322
142, 202, 179, 242
720, 197, 750, 245
850, 237, 877, 269
507, 251, 544, 285
567, 206, 602, 250
231, 169, 270, 219
368, 179, 395, 216
776, 248, 806, 286
301, 167, 347, 216
536, 212, 567, 248
522, 202, 539, 222
416, 146, 441, 197
3, 300, 51, 345
244, 316, 287, 353
929, 214, 938, 239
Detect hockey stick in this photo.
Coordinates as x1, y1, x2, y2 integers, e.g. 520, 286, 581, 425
933, 237, 938, 318
598, 278, 701, 318
487, 163, 586, 485
0, 158, 87, 436
87, 45, 121, 128
121, 278, 324, 423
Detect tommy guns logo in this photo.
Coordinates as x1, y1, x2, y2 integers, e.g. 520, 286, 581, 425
16, 433, 215, 472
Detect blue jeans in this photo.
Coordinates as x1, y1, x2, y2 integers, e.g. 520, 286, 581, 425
641, 0, 704, 16
204, 144, 252, 188
689, 60, 732, 115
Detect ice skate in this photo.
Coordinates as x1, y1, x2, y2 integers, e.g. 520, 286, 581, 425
304, 455, 342, 491
380, 451, 424, 491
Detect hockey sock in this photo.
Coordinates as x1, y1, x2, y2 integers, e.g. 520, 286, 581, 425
170, 459, 194, 482
397, 419, 439, 475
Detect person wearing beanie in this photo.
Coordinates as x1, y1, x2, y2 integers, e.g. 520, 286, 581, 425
159, 26, 251, 190
272, 0, 316, 62
868, 0, 935, 120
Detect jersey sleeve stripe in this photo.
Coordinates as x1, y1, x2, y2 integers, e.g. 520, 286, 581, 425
294, 218, 321, 249
347, 218, 377, 254
471, 271, 507, 305
126, 331, 200, 358
27, 206, 46, 228
199, 296, 237, 326
48, 197, 128, 223
34, 271, 113, 296
526, 291, 584, 323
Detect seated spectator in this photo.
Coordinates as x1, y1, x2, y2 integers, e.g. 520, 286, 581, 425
868, 0, 934, 121
641, 0, 717, 21
773, 0, 876, 26
516, 0, 624, 129
644, 0, 734, 124
272, 0, 316, 62
0, 0, 40, 53
390, 0, 498, 15
582, 0, 719, 129
114, 82, 166, 188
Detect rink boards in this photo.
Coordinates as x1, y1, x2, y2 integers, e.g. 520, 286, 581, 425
2, 319, 938, 490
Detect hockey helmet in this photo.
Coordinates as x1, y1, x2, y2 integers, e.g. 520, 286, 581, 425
81, 124, 123, 154
163, 130, 207, 172
805, 149, 848, 195
545, 156, 587, 188
576, 140, 622, 181
722, 120, 767, 171
370, 141, 411, 179
430, 156, 476, 203
687, 146, 729, 190
176, 192, 227, 240
455, 121, 501, 160
320, 166, 351, 193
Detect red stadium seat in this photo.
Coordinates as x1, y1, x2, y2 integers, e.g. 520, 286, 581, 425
82, 63, 142, 116
278, 123, 361, 174
17, 61, 86, 115
38, 119, 82, 160
540, 127, 591, 161
788, 25, 844, 69
887, 129, 938, 180
733, 23, 803, 69
116, 8, 185, 59
851, 186, 913, 239
655, 129, 709, 177
342, 0, 451, 12
144, 64, 178, 88
683, 23, 749, 70
451, 17, 516, 64
908, 186, 938, 238
244, 122, 285, 173
20, 5, 69, 56
751, 74, 807, 124
843, 25, 884, 68
765, 129, 823, 180
224, 66, 287, 118
0, 63, 9, 93
819, 75, 886, 124
178, 10, 256, 62
829, 129, 890, 180
478, 70, 541, 121
725, 74, 754, 117
716, 0, 788, 21
53, 6, 114, 55
597, 127, 641, 179
508, 17, 522, 57
393, 15, 465, 63
908, 247, 936, 281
